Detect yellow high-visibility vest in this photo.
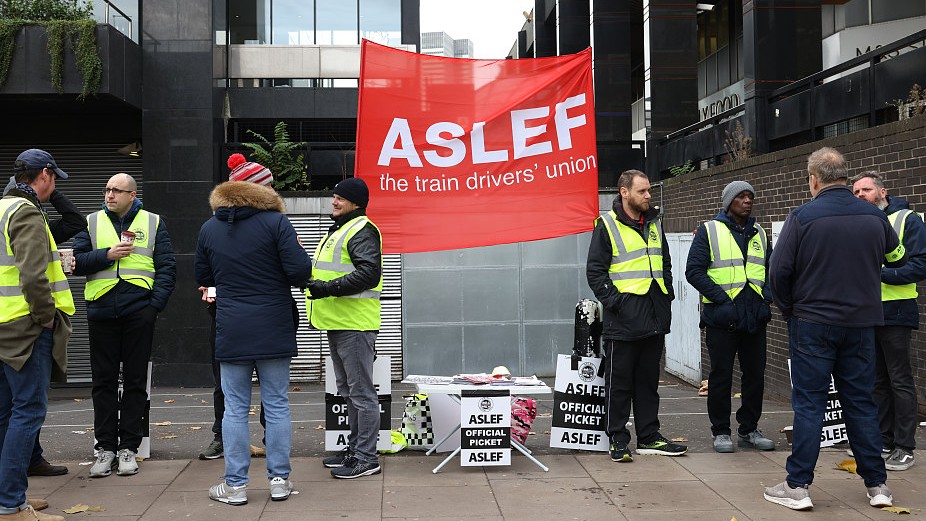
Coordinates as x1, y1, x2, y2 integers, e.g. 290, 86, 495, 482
598, 210, 668, 296
307, 216, 383, 330
0, 197, 75, 323
702, 220, 767, 303
84, 209, 158, 301
882, 209, 917, 301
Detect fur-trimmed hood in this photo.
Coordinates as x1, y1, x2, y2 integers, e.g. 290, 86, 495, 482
209, 181, 285, 213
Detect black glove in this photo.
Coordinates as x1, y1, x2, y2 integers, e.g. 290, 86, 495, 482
306, 280, 331, 299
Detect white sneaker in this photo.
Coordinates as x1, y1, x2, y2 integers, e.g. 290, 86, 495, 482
89, 450, 116, 478
269, 476, 294, 501
764, 481, 813, 510
867, 484, 893, 507
116, 449, 138, 476
209, 481, 248, 505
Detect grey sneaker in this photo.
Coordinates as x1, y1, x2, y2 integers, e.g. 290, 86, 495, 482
323, 447, 354, 468
867, 483, 893, 507
330, 459, 381, 479
89, 450, 116, 478
884, 448, 915, 471
764, 481, 813, 510
116, 449, 139, 476
209, 481, 248, 505
713, 434, 734, 453
269, 476, 294, 501
199, 439, 223, 460
739, 430, 775, 450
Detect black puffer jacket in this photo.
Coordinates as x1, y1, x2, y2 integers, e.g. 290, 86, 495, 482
586, 196, 674, 341
685, 210, 772, 333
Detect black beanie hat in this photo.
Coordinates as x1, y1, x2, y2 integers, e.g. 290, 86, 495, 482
333, 177, 369, 208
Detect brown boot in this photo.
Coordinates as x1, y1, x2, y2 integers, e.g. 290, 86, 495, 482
25, 500, 47, 512
26, 460, 67, 477
0, 506, 63, 521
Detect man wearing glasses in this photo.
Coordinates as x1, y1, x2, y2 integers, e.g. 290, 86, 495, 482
73, 173, 176, 478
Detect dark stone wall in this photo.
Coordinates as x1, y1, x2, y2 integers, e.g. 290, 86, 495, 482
142, 0, 216, 385
661, 115, 926, 415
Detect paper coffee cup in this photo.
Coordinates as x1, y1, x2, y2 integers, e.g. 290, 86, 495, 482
59, 248, 74, 274
121, 230, 136, 243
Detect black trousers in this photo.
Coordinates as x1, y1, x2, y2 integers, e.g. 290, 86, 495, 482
874, 325, 918, 451
603, 336, 664, 445
705, 326, 767, 437
89, 306, 157, 452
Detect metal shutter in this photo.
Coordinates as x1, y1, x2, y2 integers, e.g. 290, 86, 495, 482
287, 215, 402, 382
0, 144, 144, 384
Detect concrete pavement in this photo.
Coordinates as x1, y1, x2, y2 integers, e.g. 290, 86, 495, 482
29, 378, 925, 520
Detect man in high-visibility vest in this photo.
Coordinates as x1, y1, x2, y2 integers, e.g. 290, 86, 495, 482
850, 170, 926, 472
0, 148, 74, 521
686, 180, 775, 454
586, 169, 687, 463
306, 177, 383, 479
73, 173, 176, 479
766, 147, 906, 511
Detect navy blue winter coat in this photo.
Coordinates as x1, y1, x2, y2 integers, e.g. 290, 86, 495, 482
195, 182, 312, 362
881, 196, 926, 328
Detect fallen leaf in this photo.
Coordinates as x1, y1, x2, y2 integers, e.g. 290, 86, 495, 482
835, 459, 858, 474
733, 393, 742, 398
153, 421, 172, 426
537, 412, 552, 418
201, 399, 209, 404
248, 411, 255, 415
314, 424, 325, 430
250, 444, 266, 457
731, 517, 737, 521
881, 506, 910, 514
292, 386, 301, 391
164, 399, 175, 404
159, 435, 178, 439
190, 426, 202, 430
63, 505, 89, 514
671, 437, 688, 442
87, 506, 105, 512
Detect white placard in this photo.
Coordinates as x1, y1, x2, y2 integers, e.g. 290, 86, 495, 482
460, 389, 511, 466
324, 356, 392, 452
550, 354, 608, 451
787, 359, 846, 447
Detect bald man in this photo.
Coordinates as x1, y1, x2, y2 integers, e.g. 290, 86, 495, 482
73, 173, 176, 478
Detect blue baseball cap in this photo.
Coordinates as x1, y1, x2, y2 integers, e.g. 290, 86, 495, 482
14, 148, 68, 179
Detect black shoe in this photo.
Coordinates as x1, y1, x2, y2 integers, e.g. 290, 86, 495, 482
323, 447, 355, 468
27, 459, 68, 476
609, 440, 633, 462
636, 434, 688, 456
330, 459, 381, 479
199, 439, 224, 460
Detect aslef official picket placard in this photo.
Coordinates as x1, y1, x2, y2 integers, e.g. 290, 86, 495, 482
460, 389, 511, 466
324, 356, 392, 451
550, 354, 608, 451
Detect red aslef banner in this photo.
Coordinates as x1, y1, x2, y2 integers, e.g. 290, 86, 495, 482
356, 40, 599, 254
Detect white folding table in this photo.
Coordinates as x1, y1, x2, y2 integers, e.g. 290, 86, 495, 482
413, 382, 552, 473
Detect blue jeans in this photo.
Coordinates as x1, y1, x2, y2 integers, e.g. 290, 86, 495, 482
786, 319, 887, 488
220, 357, 292, 487
0, 328, 53, 513
328, 330, 379, 464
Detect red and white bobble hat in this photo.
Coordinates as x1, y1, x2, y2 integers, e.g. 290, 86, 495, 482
227, 153, 274, 186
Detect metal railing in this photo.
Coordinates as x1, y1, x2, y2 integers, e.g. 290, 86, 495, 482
95, 0, 134, 42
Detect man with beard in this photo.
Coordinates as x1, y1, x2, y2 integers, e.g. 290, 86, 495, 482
850, 171, 925, 471
686, 181, 775, 454
586, 169, 687, 463
306, 177, 384, 479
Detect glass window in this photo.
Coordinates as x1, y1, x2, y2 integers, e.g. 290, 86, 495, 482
317, 0, 359, 45
843, 0, 869, 28
360, 0, 401, 46
230, 0, 271, 44
273, 0, 314, 44
872, 0, 926, 24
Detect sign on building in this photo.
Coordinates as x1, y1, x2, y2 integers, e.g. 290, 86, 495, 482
324, 356, 392, 452
550, 354, 608, 451
460, 389, 511, 466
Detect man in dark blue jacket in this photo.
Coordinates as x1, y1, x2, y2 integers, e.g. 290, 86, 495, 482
73, 173, 176, 478
764, 147, 906, 511
686, 180, 774, 454
850, 171, 925, 472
